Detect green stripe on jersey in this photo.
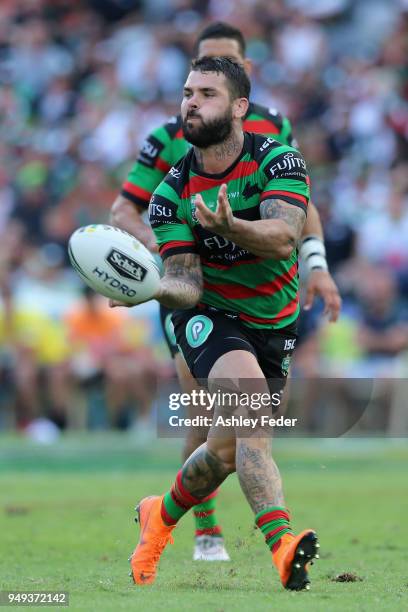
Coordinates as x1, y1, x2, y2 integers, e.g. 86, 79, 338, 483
151, 133, 309, 330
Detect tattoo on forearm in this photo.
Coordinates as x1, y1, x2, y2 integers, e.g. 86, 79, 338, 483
260, 198, 306, 243
159, 253, 203, 309
236, 439, 285, 513
181, 444, 232, 499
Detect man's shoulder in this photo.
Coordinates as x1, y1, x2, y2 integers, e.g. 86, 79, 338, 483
245, 131, 287, 163
247, 101, 286, 129
156, 147, 194, 196
162, 114, 184, 139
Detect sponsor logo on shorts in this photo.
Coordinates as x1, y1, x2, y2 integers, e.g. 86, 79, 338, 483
186, 315, 213, 348
281, 355, 292, 376
284, 338, 296, 351
106, 249, 147, 281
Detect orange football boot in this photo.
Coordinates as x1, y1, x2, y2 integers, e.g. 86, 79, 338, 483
272, 530, 319, 590
129, 495, 175, 585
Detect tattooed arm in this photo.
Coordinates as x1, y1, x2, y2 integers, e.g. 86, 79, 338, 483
155, 252, 203, 309
194, 184, 306, 260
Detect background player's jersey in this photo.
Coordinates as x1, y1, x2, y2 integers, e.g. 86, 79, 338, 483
150, 132, 309, 330
122, 103, 295, 209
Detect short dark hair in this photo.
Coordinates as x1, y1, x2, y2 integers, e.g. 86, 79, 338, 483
195, 22, 246, 57
191, 56, 251, 100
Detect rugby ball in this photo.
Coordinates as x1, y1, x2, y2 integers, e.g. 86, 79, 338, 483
68, 224, 161, 304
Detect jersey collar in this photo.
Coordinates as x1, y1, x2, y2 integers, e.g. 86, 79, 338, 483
190, 132, 250, 180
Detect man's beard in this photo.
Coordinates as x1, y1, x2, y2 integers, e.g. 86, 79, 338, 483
182, 109, 233, 148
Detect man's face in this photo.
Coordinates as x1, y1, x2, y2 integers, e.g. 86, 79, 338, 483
197, 38, 245, 66
181, 69, 234, 148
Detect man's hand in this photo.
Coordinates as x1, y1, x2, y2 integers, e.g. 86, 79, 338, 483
303, 269, 342, 322
194, 183, 235, 234
109, 299, 133, 308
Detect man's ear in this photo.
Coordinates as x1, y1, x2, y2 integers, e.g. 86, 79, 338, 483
233, 97, 249, 119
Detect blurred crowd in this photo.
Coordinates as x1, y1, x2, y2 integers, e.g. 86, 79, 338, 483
0, 0, 407, 437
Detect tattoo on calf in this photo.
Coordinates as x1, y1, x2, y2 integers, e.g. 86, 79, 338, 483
181, 445, 231, 499
236, 440, 285, 513
260, 198, 306, 242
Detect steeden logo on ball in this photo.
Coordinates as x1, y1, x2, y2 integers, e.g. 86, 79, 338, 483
106, 248, 148, 282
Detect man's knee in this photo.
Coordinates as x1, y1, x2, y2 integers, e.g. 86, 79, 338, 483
206, 438, 236, 474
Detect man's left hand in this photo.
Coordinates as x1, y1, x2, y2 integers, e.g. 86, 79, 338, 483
303, 269, 342, 322
194, 183, 234, 234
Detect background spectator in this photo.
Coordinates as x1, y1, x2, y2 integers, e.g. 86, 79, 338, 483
0, 0, 407, 436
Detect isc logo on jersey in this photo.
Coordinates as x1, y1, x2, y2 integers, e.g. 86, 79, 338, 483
259, 137, 275, 152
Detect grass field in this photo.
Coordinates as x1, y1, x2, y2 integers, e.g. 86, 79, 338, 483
0, 435, 407, 611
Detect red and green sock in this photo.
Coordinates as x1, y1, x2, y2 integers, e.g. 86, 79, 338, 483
193, 489, 222, 537
161, 470, 216, 526
255, 506, 293, 553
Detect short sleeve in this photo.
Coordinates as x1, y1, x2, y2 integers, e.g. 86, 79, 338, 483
260, 147, 310, 214
149, 182, 197, 260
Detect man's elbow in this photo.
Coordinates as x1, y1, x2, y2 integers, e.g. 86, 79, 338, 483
271, 227, 297, 260
110, 198, 123, 226
181, 287, 203, 309
275, 243, 295, 260
111, 196, 135, 226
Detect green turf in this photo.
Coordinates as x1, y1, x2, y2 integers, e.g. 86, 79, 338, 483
0, 437, 407, 611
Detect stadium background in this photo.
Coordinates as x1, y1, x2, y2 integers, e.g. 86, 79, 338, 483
0, 1, 408, 609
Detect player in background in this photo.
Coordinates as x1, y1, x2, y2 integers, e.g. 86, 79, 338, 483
130, 56, 319, 591
110, 22, 340, 561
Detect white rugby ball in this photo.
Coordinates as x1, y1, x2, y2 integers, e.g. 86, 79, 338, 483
68, 224, 161, 304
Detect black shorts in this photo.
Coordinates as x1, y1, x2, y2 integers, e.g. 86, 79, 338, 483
172, 305, 298, 381
160, 305, 179, 358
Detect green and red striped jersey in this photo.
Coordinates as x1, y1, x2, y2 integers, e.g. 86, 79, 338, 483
149, 132, 309, 330
122, 103, 295, 209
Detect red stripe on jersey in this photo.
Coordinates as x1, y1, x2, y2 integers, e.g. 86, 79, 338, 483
243, 119, 280, 134
261, 190, 308, 206
175, 128, 184, 139
181, 161, 258, 198
159, 240, 196, 255
204, 263, 297, 300
156, 157, 171, 173
201, 256, 262, 270
239, 296, 299, 325
122, 181, 151, 203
